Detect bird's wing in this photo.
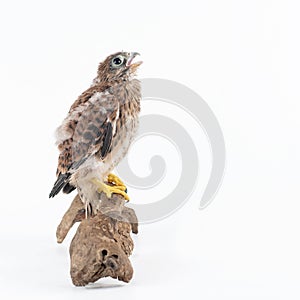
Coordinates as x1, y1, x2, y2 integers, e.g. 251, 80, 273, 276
49, 91, 119, 198
66, 91, 119, 172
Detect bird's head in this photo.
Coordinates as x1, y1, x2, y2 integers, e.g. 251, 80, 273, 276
97, 51, 142, 83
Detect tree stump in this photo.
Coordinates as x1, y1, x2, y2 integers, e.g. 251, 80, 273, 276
56, 192, 138, 286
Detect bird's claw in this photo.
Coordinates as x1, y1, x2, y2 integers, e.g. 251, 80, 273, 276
91, 176, 129, 201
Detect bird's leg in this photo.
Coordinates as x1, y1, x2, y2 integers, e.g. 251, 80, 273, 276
91, 177, 129, 201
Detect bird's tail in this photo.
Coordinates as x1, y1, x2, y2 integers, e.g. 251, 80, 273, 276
49, 173, 71, 198
62, 182, 76, 194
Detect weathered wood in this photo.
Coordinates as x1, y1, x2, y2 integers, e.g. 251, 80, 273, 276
56, 195, 85, 244
56, 191, 138, 286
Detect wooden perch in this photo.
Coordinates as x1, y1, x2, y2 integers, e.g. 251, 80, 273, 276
56, 192, 138, 286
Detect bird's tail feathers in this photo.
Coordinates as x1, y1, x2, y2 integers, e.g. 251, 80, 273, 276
49, 173, 71, 198
62, 182, 76, 194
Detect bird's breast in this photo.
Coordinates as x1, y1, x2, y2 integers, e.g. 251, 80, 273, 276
93, 79, 141, 174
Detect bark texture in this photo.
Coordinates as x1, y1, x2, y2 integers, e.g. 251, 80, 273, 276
56, 192, 138, 286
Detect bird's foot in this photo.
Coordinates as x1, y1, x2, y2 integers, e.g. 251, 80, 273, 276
107, 173, 127, 192
91, 177, 129, 201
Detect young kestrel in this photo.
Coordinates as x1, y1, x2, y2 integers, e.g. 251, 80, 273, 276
49, 52, 142, 212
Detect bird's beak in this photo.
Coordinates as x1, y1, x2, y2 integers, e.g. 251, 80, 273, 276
126, 52, 142, 69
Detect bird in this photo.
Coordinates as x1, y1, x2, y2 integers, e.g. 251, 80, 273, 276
49, 51, 142, 214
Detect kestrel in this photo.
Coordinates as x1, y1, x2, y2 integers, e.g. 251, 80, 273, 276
49, 51, 142, 213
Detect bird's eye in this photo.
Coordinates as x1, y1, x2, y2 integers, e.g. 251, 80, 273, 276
111, 55, 125, 68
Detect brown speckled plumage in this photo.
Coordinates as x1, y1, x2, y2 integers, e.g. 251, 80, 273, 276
49, 52, 142, 203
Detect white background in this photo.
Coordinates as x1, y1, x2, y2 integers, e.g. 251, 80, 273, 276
0, 0, 300, 299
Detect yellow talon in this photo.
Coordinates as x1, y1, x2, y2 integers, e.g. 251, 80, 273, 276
107, 173, 128, 192
91, 177, 130, 201
107, 173, 125, 186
